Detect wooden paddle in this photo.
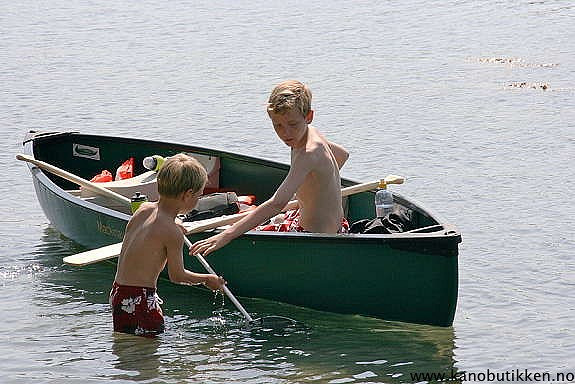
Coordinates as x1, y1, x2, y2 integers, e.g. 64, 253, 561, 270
61, 175, 404, 266
183, 237, 299, 328
16, 154, 131, 206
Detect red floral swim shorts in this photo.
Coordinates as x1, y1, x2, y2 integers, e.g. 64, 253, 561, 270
109, 281, 165, 337
257, 209, 349, 233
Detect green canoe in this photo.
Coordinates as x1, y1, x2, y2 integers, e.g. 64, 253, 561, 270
21, 130, 461, 326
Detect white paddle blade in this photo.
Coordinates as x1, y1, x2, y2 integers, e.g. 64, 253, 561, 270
61, 213, 250, 267
384, 174, 405, 185
63, 242, 122, 266
340, 175, 405, 196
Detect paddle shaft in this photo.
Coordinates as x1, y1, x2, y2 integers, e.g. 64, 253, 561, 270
17, 153, 256, 322
188, 176, 405, 225
16, 154, 131, 207
62, 177, 402, 266
182, 237, 254, 322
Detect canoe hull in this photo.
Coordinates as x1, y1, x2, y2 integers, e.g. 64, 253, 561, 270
187, 231, 458, 326
31, 166, 129, 248
22, 131, 460, 326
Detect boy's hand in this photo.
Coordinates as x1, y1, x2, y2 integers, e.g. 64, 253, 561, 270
203, 274, 226, 291
190, 232, 232, 257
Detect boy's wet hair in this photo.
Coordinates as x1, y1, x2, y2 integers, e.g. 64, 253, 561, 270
157, 153, 207, 197
267, 80, 312, 116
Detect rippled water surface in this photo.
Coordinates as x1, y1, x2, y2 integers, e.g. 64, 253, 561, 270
1, 0, 574, 382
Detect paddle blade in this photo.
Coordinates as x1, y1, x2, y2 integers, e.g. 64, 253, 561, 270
63, 242, 122, 266
384, 174, 405, 185
247, 316, 301, 330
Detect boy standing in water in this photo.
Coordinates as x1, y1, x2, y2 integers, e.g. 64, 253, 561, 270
110, 154, 226, 336
191, 80, 349, 257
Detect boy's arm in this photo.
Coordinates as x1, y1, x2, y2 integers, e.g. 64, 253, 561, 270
190, 154, 313, 256
165, 226, 224, 290
328, 141, 349, 169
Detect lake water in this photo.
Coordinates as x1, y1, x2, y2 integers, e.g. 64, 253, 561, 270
1, 0, 574, 383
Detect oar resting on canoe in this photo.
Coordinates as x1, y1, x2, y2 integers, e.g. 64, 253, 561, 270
62, 174, 404, 266
17, 151, 404, 267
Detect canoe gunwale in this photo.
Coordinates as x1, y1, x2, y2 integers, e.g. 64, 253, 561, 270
203, 228, 462, 258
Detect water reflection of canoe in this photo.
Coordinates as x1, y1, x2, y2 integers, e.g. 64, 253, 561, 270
21, 130, 461, 326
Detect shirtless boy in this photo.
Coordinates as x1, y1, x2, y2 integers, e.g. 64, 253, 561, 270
191, 80, 349, 257
110, 153, 226, 336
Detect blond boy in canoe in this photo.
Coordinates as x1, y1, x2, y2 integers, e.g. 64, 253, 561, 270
191, 80, 349, 257
111, 154, 225, 336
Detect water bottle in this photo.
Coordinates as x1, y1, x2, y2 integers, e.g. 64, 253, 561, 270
375, 180, 394, 218
130, 192, 148, 213
142, 155, 166, 171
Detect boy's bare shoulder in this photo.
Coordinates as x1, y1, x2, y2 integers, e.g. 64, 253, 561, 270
131, 202, 178, 237
133, 201, 156, 214
154, 208, 184, 242
304, 133, 334, 160
126, 202, 155, 226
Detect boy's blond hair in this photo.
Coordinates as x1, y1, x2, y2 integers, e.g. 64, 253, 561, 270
157, 153, 207, 198
267, 80, 312, 117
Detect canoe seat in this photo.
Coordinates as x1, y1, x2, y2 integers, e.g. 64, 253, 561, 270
81, 195, 133, 214
80, 170, 159, 201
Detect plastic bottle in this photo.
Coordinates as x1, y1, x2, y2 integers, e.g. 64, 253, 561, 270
142, 155, 166, 171
130, 192, 148, 213
374, 180, 394, 218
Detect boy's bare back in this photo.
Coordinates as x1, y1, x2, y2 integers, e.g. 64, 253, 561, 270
114, 202, 182, 288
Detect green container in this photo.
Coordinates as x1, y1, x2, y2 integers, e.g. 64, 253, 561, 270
130, 192, 148, 213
